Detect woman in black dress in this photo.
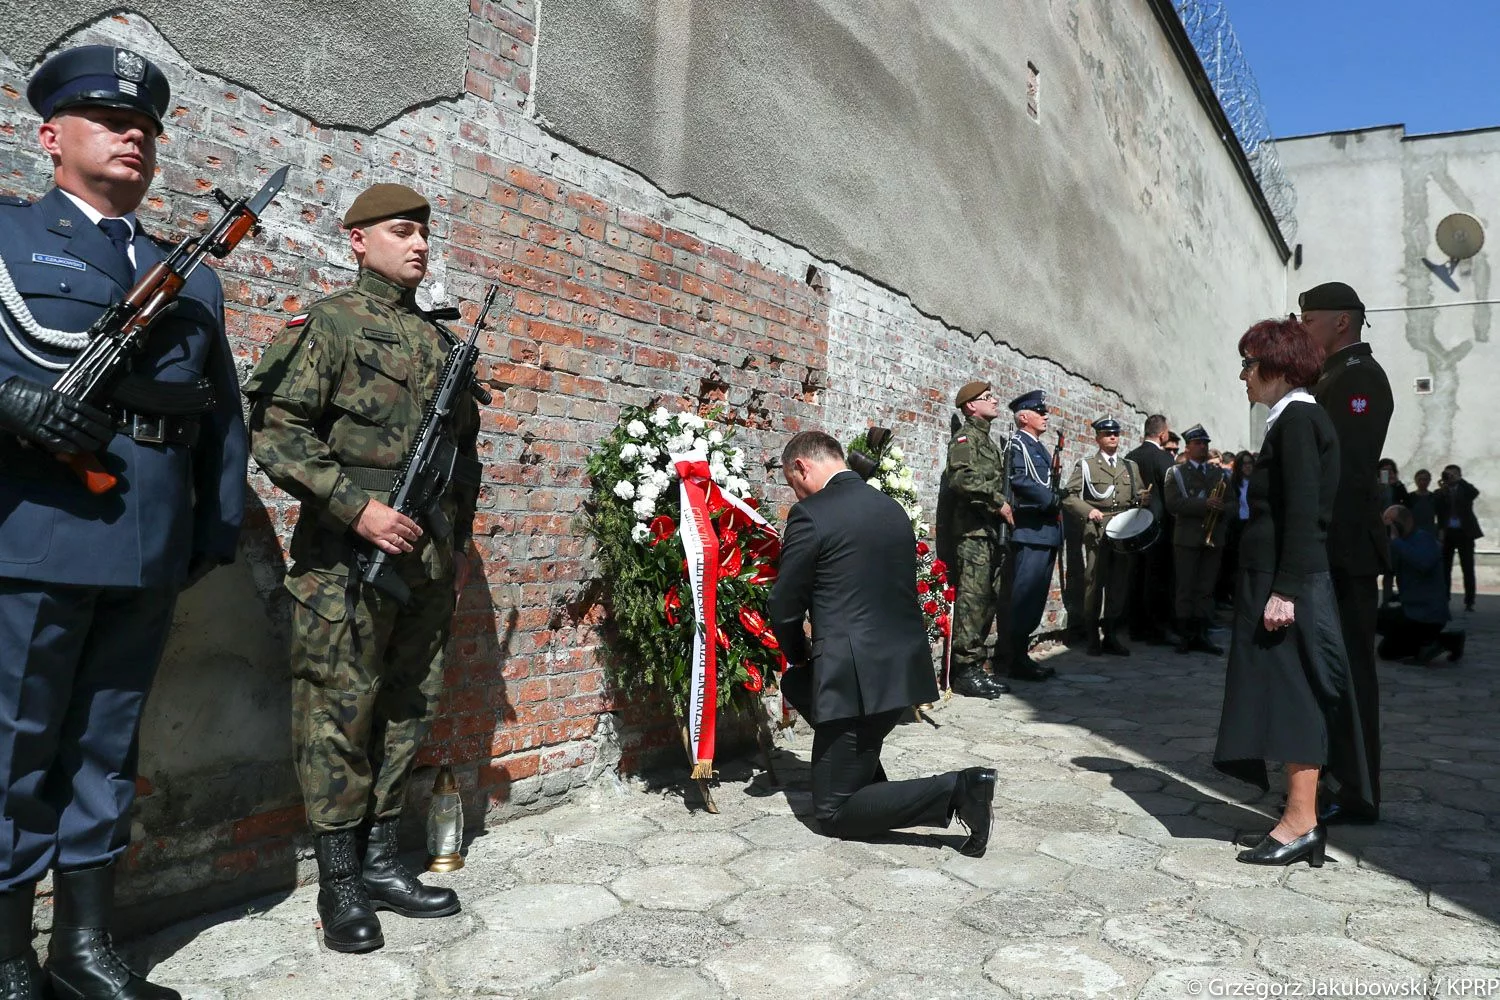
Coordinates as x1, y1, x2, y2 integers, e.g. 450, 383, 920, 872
1213, 317, 1372, 867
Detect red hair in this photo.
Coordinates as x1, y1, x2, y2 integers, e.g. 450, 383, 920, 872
1238, 317, 1324, 388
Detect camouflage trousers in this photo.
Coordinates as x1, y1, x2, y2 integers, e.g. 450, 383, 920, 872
951, 534, 1007, 673
290, 570, 455, 834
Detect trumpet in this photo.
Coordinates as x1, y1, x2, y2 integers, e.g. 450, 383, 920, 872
1203, 477, 1228, 547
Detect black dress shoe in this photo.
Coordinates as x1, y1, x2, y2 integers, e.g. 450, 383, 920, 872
363, 822, 461, 918
951, 767, 997, 858
950, 669, 1008, 699
1008, 657, 1055, 681
1237, 824, 1326, 867
1100, 634, 1131, 657
1318, 800, 1377, 826
1085, 638, 1104, 657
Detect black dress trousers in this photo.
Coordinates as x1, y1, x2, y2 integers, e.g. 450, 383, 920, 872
1331, 570, 1380, 809
811, 709, 957, 839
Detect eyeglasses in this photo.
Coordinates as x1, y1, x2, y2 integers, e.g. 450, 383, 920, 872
1240, 357, 1261, 371
976, 392, 996, 402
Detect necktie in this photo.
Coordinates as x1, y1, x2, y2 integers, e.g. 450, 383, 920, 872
97, 218, 134, 275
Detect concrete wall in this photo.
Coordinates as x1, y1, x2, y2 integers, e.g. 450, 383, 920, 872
537, 0, 1287, 444
1, 0, 1286, 925
1277, 126, 1498, 586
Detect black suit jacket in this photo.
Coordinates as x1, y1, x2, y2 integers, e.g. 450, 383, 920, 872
1238, 401, 1339, 598
1313, 342, 1393, 576
1436, 480, 1484, 541
1126, 440, 1174, 520
769, 471, 939, 725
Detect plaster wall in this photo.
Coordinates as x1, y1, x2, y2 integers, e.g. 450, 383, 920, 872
1276, 127, 1497, 584
537, 0, 1288, 445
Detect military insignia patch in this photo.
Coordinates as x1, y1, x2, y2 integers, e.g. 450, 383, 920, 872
114, 49, 147, 83
285, 313, 309, 328
1349, 395, 1369, 414
954, 436, 968, 444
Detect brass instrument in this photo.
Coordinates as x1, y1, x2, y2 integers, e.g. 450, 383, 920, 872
1202, 476, 1228, 547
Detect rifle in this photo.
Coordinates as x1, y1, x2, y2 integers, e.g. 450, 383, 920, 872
54, 166, 290, 493
359, 284, 500, 604
1052, 430, 1066, 591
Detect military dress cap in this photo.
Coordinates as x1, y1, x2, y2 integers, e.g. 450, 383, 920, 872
342, 183, 431, 228
1298, 281, 1365, 313
26, 45, 170, 130
955, 380, 991, 408
1008, 389, 1047, 414
1092, 417, 1122, 436
1182, 424, 1211, 444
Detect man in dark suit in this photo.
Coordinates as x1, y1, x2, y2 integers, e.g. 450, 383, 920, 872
1303, 280, 1392, 824
0, 46, 247, 999
1126, 414, 1176, 644
1436, 465, 1483, 612
770, 431, 996, 855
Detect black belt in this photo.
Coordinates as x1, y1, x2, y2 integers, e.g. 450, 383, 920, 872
116, 409, 200, 447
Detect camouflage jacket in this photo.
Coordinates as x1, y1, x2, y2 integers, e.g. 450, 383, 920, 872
939, 414, 1012, 546
244, 269, 481, 612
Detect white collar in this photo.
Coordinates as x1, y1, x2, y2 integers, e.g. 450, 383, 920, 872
1097, 450, 1117, 465
1017, 428, 1040, 442
1265, 388, 1317, 431
1146, 440, 1164, 450
59, 189, 137, 237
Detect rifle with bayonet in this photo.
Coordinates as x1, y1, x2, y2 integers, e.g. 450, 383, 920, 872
359, 284, 500, 604
53, 165, 290, 493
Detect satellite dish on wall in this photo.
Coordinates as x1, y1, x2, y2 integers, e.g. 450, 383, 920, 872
1436, 213, 1485, 263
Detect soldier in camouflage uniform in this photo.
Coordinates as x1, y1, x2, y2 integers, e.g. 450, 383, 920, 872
937, 380, 1014, 699
244, 184, 481, 954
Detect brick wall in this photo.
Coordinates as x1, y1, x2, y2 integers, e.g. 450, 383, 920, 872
2, 3, 1144, 921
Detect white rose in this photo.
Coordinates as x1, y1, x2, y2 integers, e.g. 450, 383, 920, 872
730, 476, 751, 496
868, 476, 883, 491
626, 419, 648, 439
638, 480, 661, 501
879, 456, 896, 472
632, 497, 655, 519
729, 450, 745, 472
692, 437, 708, 453
638, 444, 659, 461
889, 446, 904, 460
664, 435, 688, 455
613, 480, 635, 500
651, 407, 671, 427
710, 464, 729, 485
631, 523, 650, 544
619, 443, 640, 462
682, 413, 705, 430
708, 429, 724, 445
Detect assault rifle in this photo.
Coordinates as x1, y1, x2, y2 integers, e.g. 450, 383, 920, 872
1053, 430, 1066, 591
359, 284, 500, 604
55, 166, 290, 493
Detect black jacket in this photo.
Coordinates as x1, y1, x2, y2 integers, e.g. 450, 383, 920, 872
1125, 440, 1175, 520
1313, 342, 1393, 575
1436, 480, 1484, 541
1238, 400, 1339, 598
769, 471, 938, 724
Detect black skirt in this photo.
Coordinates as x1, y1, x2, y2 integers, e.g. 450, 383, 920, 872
1212, 569, 1373, 808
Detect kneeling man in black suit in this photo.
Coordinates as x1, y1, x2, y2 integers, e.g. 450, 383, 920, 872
770, 431, 997, 855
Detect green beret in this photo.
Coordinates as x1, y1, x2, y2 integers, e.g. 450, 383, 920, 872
343, 183, 430, 229
1298, 281, 1364, 313
955, 380, 991, 408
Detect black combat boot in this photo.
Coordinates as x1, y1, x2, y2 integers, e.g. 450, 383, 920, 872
1100, 624, 1131, 657
950, 667, 1008, 699
314, 831, 383, 953
0, 886, 44, 1000
46, 863, 179, 1000
362, 822, 460, 918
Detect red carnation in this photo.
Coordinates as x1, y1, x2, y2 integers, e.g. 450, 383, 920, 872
916, 541, 930, 556
742, 662, 764, 693
942, 586, 956, 602
650, 515, 676, 545
664, 586, 681, 626
916, 580, 930, 595
922, 600, 939, 615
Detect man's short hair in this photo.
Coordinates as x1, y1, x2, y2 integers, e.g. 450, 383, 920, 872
1445, 464, 1462, 477
1386, 505, 1413, 533
1143, 414, 1168, 438
781, 431, 844, 468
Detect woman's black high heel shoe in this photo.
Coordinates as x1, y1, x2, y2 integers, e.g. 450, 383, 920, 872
1236, 824, 1326, 867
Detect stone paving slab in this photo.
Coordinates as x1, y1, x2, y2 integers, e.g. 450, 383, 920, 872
141, 596, 1500, 998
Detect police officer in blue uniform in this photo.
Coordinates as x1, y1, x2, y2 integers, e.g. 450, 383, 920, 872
1004, 390, 1059, 682
0, 46, 247, 1000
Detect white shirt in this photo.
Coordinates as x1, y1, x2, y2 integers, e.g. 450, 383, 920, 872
60, 190, 139, 268
1264, 388, 1317, 431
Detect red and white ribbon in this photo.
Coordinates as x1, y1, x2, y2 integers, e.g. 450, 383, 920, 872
672, 454, 774, 779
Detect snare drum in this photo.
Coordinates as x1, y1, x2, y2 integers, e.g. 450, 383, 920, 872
1104, 507, 1159, 554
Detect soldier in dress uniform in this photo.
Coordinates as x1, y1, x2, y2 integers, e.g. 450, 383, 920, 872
1062, 418, 1151, 656
244, 184, 481, 953
1301, 281, 1392, 824
0, 46, 248, 1000
938, 380, 1014, 698
1004, 390, 1060, 681
1164, 424, 1229, 654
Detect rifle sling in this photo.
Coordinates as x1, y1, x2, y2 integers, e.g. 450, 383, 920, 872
342, 466, 399, 493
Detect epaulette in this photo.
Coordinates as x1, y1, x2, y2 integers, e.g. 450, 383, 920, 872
0, 195, 30, 208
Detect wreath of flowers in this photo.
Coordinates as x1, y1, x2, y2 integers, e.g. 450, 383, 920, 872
847, 433, 953, 644
586, 404, 786, 719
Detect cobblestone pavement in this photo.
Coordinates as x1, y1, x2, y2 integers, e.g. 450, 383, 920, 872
142, 596, 1499, 999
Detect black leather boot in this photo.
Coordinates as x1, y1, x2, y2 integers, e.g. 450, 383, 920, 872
46, 864, 179, 1000
362, 822, 460, 918
950, 667, 1008, 699
315, 831, 383, 953
0, 887, 44, 1000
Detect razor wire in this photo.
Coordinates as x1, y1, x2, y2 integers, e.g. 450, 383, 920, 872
1174, 0, 1299, 243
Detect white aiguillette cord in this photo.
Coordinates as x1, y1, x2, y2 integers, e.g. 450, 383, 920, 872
0, 252, 91, 371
